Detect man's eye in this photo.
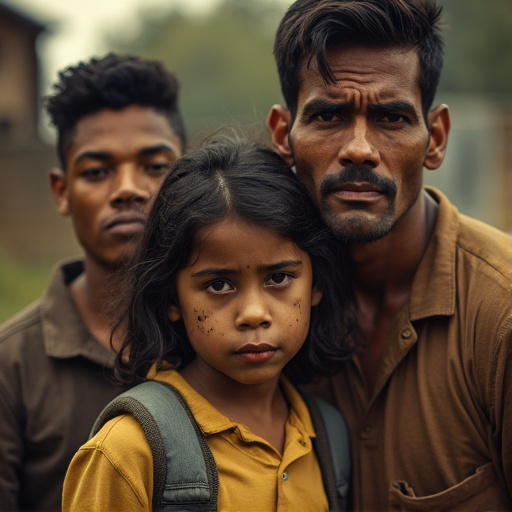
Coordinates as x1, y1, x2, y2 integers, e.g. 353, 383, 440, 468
315, 112, 336, 122
81, 168, 109, 180
266, 273, 292, 287
206, 280, 234, 294
379, 113, 408, 123
145, 161, 174, 174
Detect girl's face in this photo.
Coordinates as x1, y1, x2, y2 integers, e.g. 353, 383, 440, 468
169, 218, 322, 389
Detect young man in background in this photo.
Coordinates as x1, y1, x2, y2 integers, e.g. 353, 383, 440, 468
0, 53, 186, 511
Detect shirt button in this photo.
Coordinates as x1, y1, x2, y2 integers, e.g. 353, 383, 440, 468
361, 425, 373, 439
281, 471, 288, 481
401, 328, 412, 339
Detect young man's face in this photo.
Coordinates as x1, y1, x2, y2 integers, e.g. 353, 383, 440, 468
269, 46, 448, 243
51, 105, 183, 269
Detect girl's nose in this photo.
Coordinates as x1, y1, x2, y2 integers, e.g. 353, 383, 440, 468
235, 290, 272, 329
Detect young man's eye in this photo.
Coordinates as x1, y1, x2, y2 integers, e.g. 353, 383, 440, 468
81, 168, 109, 180
266, 273, 292, 287
206, 280, 234, 294
145, 161, 174, 174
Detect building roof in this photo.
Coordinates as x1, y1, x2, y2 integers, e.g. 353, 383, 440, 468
0, 1, 47, 34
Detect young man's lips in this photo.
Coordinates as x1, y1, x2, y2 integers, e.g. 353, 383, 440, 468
104, 213, 146, 236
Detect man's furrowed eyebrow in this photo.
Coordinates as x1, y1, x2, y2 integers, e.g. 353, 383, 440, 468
191, 260, 303, 277
369, 101, 420, 120
138, 144, 176, 157
301, 98, 351, 117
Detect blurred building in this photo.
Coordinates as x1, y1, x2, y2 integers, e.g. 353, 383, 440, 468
425, 93, 512, 233
0, 1, 79, 263
0, 1, 43, 143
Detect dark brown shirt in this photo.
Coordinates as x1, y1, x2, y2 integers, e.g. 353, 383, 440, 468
0, 260, 123, 511
311, 188, 512, 511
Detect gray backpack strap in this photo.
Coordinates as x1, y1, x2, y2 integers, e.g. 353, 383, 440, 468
302, 392, 351, 512
90, 380, 218, 511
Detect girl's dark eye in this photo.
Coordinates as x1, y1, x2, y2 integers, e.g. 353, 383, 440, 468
206, 280, 233, 294
266, 273, 292, 287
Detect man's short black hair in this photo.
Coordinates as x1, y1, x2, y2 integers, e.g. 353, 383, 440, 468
274, 0, 444, 119
44, 53, 186, 169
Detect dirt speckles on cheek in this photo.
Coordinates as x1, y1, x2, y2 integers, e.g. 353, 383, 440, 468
192, 308, 215, 333
193, 308, 212, 322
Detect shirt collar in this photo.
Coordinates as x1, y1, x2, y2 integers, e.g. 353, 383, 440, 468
149, 363, 315, 438
408, 187, 458, 321
42, 259, 115, 366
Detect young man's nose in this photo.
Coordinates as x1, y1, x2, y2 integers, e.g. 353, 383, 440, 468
337, 118, 380, 168
235, 290, 272, 329
110, 166, 149, 206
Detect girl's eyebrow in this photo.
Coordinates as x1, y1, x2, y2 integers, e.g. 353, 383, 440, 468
191, 260, 302, 277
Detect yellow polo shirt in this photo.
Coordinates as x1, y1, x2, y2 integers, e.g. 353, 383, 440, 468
63, 364, 328, 511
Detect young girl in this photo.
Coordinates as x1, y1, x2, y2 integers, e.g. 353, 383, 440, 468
62, 137, 358, 511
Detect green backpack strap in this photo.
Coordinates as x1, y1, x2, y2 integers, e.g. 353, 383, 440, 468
301, 392, 351, 512
90, 380, 218, 511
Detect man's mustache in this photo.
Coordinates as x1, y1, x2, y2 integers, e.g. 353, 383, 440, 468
320, 166, 397, 197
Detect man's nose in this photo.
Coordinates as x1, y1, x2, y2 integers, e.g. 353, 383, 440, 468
109, 166, 149, 206
337, 118, 380, 168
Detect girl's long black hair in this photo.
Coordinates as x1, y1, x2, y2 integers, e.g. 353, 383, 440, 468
115, 136, 359, 385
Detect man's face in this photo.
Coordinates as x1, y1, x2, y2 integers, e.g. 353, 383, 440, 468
51, 105, 183, 269
272, 46, 438, 243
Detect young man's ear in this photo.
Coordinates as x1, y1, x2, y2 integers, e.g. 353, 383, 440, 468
311, 286, 323, 307
168, 304, 181, 322
267, 105, 294, 167
424, 104, 450, 171
49, 168, 70, 216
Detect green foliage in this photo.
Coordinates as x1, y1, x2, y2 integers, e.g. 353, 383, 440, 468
0, 249, 50, 323
108, 0, 287, 139
106, 0, 512, 139
440, 0, 512, 96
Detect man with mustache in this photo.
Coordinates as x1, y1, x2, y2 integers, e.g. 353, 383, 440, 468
268, 0, 512, 510
0, 53, 186, 511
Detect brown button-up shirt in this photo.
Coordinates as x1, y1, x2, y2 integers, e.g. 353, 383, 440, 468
311, 188, 512, 511
0, 260, 123, 511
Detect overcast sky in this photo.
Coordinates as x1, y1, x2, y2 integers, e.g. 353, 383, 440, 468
12, 0, 225, 92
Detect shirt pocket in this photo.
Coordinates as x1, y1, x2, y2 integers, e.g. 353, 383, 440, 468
388, 462, 506, 511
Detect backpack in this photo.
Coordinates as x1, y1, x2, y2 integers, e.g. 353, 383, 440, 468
91, 380, 351, 511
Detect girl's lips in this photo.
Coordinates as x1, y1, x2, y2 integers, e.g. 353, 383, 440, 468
234, 343, 277, 363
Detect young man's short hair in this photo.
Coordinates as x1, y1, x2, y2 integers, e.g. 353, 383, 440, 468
44, 53, 187, 169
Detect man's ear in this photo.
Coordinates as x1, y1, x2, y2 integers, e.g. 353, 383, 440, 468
49, 168, 70, 216
311, 286, 323, 307
424, 104, 450, 171
267, 105, 294, 167
168, 304, 181, 322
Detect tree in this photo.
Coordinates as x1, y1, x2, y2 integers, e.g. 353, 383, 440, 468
440, 0, 512, 98
107, 0, 286, 141
107, 0, 512, 141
